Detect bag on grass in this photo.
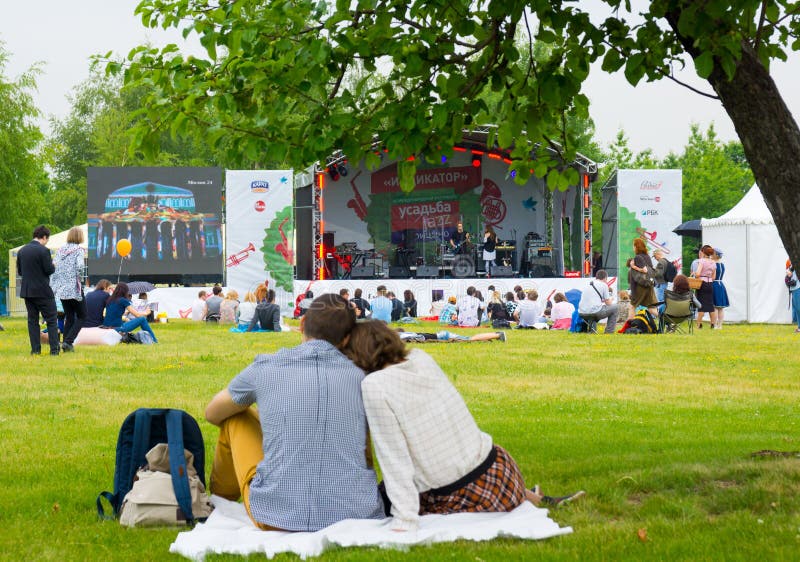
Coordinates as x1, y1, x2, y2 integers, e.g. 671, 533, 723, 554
97, 408, 208, 526
120, 331, 155, 344
624, 308, 658, 334
131, 331, 155, 344
119, 444, 212, 527
119, 332, 139, 344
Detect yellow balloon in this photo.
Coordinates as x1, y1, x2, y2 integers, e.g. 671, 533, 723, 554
117, 239, 132, 257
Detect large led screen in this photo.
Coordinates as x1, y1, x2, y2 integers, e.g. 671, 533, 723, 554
87, 167, 223, 280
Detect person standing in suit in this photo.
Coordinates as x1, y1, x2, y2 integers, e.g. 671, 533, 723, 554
17, 225, 60, 355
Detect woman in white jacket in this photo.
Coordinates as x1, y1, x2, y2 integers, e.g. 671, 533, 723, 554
49, 226, 86, 352
345, 320, 583, 531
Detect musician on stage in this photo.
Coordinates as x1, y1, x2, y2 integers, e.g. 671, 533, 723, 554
449, 222, 471, 255
482, 225, 498, 276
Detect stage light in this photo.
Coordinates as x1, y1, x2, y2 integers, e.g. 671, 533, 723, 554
441, 155, 447, 163
510, 170, 517, 179
471, 154, 482, 167
327, 165, 340, 181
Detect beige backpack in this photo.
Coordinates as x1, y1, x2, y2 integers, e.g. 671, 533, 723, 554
119, 443, 213, 527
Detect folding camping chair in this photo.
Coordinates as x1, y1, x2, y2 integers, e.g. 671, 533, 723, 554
658, 290, 695, 334
578, 312, 603, 334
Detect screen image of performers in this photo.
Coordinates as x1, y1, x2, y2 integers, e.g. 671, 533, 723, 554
449, 222, 472, 255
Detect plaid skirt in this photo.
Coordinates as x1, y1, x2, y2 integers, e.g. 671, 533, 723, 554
419, 445, 527, 515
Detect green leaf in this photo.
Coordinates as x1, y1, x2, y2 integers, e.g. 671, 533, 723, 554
623, 53, 646, 85
601, 48, 624, 72
694, 51, 714, 79
497, 121, 513, 149
538, 29, 557, 44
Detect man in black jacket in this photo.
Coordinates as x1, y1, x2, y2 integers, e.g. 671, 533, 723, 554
17, 225, 60, 355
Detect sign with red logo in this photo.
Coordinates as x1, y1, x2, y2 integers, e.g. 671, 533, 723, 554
481, 196, 507, 226
254, 200, 266, 212
564, 270, 581, 278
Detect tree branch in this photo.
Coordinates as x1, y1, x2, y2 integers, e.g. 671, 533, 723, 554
660, 69, 720, 100
753, 0, 768, 54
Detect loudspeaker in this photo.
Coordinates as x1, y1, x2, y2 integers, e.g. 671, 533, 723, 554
403, 229, 416, 250
416, 265, 440, 278
530, 264, 557, 278
389, 266, 410, 278
491, 265, 513, 277
351, 265, 375, 279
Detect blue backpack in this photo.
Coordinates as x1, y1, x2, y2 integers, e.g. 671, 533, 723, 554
96, 408, 206, 524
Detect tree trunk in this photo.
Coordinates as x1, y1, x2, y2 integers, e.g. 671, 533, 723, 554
708, 43, 800, 269
666, 10, 800, 268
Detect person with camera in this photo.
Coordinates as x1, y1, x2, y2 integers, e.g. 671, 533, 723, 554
787, 259, 800, 333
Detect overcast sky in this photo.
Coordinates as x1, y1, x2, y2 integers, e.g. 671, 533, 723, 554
3, 0, 800, 159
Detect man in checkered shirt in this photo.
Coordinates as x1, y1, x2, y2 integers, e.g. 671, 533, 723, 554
205, 293, 385, 531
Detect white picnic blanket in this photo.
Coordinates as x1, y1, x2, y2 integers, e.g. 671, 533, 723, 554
170, 496, 572, 560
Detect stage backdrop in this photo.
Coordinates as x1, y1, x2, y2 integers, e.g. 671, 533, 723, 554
87, 167, 223, 281
321, 152, 559, 276
225, 170, 295, 298
616, 169, 682, 289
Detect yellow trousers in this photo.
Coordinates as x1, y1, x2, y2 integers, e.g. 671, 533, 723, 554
210, 408, 280, 530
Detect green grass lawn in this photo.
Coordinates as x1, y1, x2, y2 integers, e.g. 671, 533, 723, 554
1, 317, 798, 561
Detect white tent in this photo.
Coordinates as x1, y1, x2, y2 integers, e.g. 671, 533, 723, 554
701, 185, 791, 323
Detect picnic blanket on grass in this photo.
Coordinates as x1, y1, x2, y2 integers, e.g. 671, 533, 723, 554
170, 495, 572, 560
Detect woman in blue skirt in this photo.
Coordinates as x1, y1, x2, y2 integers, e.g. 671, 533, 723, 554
712, 249, 730, 329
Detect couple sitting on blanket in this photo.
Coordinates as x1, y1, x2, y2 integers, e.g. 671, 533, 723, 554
206, 294, 583, 533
